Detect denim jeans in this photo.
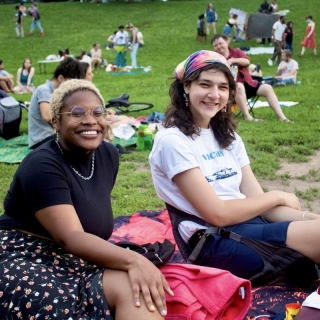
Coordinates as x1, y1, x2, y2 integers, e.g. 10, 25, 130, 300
30, 20, 44, 33
277, 78, 295, 85
130, 43, 139, 68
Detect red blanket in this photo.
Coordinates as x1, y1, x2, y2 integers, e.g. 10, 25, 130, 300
110, 210, 314, 319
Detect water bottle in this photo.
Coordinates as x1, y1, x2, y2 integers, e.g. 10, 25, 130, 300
144, 128, 154, 151
137, 124, 148, 150
231, 64, 238, 81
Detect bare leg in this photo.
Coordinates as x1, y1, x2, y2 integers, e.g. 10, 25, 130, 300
234, 83, 258, 121
314, 48, 317, 55
206, 23, 210, 36
103, 269, 163, 320
212, 22, 216, 35
256, 84, 291, 121
0, 79, 11, 93
286, 219, 320, 264
300, 46, 306, 56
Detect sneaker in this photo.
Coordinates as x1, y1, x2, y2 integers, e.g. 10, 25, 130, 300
28, 32, 32, 36
256, 63, 261, 73
40, 32, 45, 36
267, 59, 273, 66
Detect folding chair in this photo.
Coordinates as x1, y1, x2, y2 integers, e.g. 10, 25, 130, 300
236, 75, 275, 118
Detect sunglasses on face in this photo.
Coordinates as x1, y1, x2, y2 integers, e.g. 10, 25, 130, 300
58, 106, 107, 123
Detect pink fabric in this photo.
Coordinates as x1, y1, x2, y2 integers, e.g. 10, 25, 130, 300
161, 264, 252, 320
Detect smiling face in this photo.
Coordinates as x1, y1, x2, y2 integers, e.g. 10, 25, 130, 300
212, 37, 229, 58
53, 90, 106, 154
183, 69, 230, 129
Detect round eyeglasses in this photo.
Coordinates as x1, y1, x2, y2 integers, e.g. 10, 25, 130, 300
58, 106, 107, 123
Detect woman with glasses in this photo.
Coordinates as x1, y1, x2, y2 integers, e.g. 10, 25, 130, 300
0, 79, 172, 319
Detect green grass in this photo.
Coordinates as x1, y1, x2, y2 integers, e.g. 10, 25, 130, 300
0, 0, 320, 215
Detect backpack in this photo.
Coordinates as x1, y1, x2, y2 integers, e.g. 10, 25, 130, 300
0, 97, 28, 140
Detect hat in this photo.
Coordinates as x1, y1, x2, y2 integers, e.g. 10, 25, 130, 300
174, 50, 231, 81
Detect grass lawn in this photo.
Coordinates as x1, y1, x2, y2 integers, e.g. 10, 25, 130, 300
0, 0, 320, 215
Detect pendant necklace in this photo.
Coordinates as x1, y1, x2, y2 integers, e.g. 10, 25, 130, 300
55, 139, 95, 181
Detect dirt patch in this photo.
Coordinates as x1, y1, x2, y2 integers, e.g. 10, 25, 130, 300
258, 151, 320, 214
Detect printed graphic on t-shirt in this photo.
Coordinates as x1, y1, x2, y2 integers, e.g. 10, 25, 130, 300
205, 168, 237, 182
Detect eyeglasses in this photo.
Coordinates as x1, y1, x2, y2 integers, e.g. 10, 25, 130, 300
58, 106, 107, 123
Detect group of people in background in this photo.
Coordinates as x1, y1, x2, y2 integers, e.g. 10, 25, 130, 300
106, 24, 143, 69
14, 1, 44, 38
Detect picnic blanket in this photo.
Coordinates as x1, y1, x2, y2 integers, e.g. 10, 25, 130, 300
249, 100, 301, 108
246, 47, 275, 55
110, 209, 315, 320
0, 135, 31, 164
107, 66, 152, 76
0, 134, 137, 164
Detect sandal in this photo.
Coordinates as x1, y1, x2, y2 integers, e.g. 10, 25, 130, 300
247, 117, 265, 122
298, 54, 304, 57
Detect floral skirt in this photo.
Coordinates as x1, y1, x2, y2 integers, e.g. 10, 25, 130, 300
0, 229, 113, 319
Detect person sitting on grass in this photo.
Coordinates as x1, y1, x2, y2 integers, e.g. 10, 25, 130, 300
212, 34, 292, 122
14, 58, 35, 93
274, 49, 299, 85
0, 79, 173, 319
28, 57, 85, 149
90, 43, 103, 69
0, 59, 17, 93
149, 50, 320, 282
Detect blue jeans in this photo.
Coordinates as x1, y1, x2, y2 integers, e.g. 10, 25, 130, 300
277, 78, 295, 85
130, 43, 139, 68
286, 43, 293, 52
194, 217, 290, 279
30, 20, 44, 33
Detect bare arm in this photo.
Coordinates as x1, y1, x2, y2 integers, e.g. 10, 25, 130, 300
35, 204, 172, 313
16, 68, 22, 87
228, 57, 250, 67
307, 23, 315, 37
27, 67, 35, 91
39, 101, 52, 123
239, 165, 320, 222
131, 29, 137, 45
173, 165, 300, 227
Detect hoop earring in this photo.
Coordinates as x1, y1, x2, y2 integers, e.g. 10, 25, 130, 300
183, 93, 189, 107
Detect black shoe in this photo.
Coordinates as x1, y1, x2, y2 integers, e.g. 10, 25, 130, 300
256, 63, 261, 73
115, 144, 131, 154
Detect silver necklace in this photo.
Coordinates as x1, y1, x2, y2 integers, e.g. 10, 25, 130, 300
55, 139, 95, 181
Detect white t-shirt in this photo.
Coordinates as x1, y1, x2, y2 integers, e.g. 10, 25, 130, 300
272, 21, 286, 41
149, 127, 250, 242
277, 59, 299, 83
114, 31, 128, 45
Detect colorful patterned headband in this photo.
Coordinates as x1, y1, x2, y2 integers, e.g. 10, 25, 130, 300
174, 50, 231, 81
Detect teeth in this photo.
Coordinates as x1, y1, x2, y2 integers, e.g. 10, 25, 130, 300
80, 131, 97, 135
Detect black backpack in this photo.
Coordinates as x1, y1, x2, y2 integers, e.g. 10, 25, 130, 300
0, 97, 28, 140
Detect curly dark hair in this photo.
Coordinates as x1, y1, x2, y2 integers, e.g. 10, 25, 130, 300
164, 63, 237, 150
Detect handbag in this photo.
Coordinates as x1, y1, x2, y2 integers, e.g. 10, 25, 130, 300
115, 239, 175, 267
166, 203, 319, 287
190, 226, 319, 287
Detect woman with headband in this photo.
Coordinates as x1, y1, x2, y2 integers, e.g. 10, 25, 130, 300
149, 50, 320, 280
